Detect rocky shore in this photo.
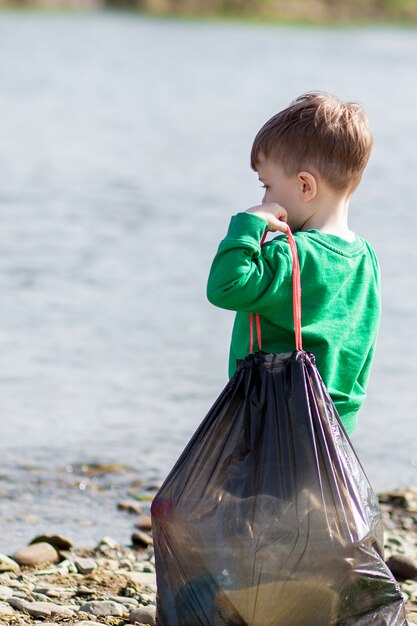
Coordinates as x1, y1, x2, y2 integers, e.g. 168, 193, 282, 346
0, 502, 157, 626
378, 486, 417, 624
1, 486, 417, 625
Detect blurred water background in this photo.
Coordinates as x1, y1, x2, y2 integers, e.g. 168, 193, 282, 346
0, 12, 416, 553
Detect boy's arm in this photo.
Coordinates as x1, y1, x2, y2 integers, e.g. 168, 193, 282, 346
207, 209, 290, 313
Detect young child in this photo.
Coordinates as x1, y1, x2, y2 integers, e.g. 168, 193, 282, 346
207, 92, 380, 437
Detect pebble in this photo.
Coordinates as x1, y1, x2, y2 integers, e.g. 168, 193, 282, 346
0, 600, 15, 615
29, 533, 73, 551
76, 584, 96, 595
124, 571, 157, 588
131, 530, 153, 548
387, 555, 417, 581
7, 588, 28, 599
0, 584, 14, 600
57, 557, 79, 573
79, 599, 126, 617
117, 501, 144, 515
13, 542, 60, 566
381, 488, 417, 513
7, 597, 31, 612
97, 536, 120, 551
33, 583, 74, 597
135, 515, 153, 531
129, 604, 157, 625
401, 517, 416, 531
1, 577, 33, 590
75, 556, 97, 574
8, 596, 75, 618
0, 553, 20, 573
32, 591, 53, 602
109, 594, 139, 609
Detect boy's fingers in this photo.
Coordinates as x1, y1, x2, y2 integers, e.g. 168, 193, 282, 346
275, 207, 288, 223
269, 217, 288, 233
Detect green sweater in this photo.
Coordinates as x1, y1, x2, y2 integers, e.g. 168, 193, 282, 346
207, 212, 381, 435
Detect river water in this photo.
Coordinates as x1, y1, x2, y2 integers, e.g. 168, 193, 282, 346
0, 13, 416, 553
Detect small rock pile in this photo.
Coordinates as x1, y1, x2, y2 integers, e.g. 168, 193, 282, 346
379, 486, 417, 625
0, 530, 157, 626
1, 486, 417, 625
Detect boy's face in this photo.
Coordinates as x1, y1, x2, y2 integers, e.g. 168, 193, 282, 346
256, 154, 305, 231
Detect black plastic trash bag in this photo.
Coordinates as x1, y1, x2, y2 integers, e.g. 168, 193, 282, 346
151, 230, 408, 626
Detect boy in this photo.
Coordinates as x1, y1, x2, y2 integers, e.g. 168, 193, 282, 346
207, 92, 380, 436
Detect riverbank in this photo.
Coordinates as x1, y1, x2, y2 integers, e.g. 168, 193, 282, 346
130, 0, 417, 25
1, 2, 417, 24
1, 485, 417, 624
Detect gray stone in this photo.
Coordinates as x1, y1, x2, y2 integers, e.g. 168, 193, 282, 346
142, 563, 156, 573
124, 571, 157, 588
32, 592, 52, 602
0, 601, 15, 615
79, 599, 126, 617
0, 585, 14, 601
129, 604, 156, 625
13, 542, 59, 566
75, 557, 97, 574
123, 585, 138, 598
28, 601, 75, 618
59, 549, 74, 560
6, 588, 28, 599
7, 596, 29, 612
387, 554, 417, 580
109, 594, 139, 609
97, 537, 120, 552
138, 592, 156, 605
0, 553, 20, 573
34, 584, 74, 598
2, 578, 32, 590
8, 596, 75, 618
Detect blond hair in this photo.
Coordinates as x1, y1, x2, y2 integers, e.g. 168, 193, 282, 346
251, 92, 373, 193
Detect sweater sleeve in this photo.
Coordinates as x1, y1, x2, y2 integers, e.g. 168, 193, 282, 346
206, 212, 291, 313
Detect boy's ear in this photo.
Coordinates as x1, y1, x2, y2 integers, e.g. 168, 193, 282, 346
297, 171, 317, 202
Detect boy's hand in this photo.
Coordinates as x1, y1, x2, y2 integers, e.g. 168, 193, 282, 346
245, 203, 288, 233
